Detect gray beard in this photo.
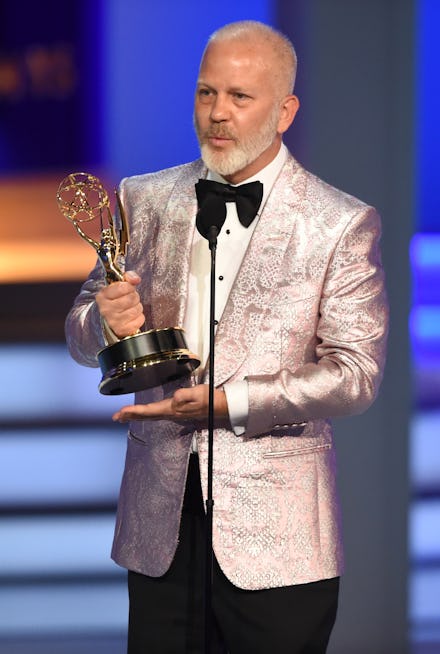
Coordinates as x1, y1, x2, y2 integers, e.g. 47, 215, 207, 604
199, 142, 257, 178
195, 107, 280, 178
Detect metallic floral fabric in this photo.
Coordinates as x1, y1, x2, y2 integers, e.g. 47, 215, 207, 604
65, 153, 388, 590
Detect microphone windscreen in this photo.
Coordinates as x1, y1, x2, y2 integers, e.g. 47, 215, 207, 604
196, 195, 227, 240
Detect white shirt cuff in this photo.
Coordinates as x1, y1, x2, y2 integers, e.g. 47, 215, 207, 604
224, 381, 249, 436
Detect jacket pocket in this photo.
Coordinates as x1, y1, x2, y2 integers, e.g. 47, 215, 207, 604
128, 430, 148, 446
262, 442, 332, 459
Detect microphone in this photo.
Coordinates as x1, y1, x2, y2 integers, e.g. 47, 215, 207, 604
195, 190, 226, 247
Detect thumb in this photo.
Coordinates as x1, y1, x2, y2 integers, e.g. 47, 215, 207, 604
123, 270, 141, 285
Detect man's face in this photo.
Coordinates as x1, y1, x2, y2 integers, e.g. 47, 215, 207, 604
194, 39, 283, 184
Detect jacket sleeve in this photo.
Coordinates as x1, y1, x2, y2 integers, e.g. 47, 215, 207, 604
64, 259, 111, 368
244, 207, 389, 438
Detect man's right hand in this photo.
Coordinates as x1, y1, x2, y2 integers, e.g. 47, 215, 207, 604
96, 270, 145, 338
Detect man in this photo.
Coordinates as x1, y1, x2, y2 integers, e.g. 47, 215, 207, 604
66, 20, 388, 654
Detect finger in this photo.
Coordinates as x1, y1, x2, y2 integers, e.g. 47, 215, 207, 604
112, 399, 173, 422
112, 298, 143, 318
123, 270, 141, 285
98, 282, 138, 302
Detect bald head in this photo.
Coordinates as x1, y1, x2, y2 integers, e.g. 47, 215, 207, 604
203, 20, 297, 101
194, 20, 300, 182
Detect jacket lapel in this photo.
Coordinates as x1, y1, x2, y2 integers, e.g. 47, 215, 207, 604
150, 160, 206, 328
211, 155, 307, 386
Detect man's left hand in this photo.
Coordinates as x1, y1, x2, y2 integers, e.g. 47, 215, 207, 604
112, 384, 229, 425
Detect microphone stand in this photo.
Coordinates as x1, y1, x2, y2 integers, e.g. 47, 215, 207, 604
204, 224, 218, 654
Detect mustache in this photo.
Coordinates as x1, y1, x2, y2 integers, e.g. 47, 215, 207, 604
204, 126, 237, 140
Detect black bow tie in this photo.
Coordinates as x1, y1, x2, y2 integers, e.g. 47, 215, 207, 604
195, 179, 263, 228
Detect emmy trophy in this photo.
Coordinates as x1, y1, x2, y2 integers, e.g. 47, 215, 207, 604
57, 172, 200, 395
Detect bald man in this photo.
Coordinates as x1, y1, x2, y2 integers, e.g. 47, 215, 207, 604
66, 20, 388, 654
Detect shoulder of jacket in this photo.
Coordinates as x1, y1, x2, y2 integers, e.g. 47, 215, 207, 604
284, 151, 376, 217
119, 159, 206, 194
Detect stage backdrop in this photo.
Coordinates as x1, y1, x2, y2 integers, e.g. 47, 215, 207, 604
2, 1, 437, 653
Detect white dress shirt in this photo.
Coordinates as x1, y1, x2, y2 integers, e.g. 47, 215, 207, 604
184, 143, 288, 435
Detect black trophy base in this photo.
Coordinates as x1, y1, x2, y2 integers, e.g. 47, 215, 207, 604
97, 327, 200, 395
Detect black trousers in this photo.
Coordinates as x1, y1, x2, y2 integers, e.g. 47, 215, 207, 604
127, 454, 339, 654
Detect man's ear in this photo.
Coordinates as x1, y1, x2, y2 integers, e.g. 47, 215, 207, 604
277, 95, 300, 134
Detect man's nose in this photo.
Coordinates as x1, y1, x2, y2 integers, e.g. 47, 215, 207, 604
210, 94, 230, 122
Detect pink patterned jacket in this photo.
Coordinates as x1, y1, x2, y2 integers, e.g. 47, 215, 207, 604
65, 153, 388, 590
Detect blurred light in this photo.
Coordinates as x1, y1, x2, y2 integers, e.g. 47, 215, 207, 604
0, 515, 120, 576
0, 429, 125, 506
0, 582, 127, 635
410, 306, 440, 345
0, 344, 132, 420
410, 411, 440, 490
410, 500, 440, 561
410, 234, 440, 268
0, 175, 97, 283
410, 568, 440, 622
